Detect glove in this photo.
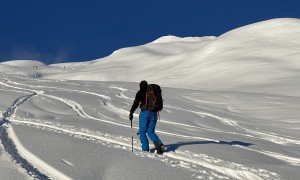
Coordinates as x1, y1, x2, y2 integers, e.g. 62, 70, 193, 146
129, 113, 133, 121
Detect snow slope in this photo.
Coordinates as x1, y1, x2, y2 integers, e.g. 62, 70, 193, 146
1, 18, 300, 180
46, 18, 300, 94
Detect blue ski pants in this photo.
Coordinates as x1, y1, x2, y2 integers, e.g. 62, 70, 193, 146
139, 110, 162, 151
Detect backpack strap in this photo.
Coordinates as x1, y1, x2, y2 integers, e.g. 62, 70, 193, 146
145, 91, 148, 106
152, 89, 157, 108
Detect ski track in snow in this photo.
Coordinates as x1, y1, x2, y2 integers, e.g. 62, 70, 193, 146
2, 79, 130, 116
11, 118, 281, 180
41, 92, 223, 143
0, 126, 50, 180
0, 80, 71, 180
7, 78, 220, 143
6, 126, 72, 180
0, 91, 51, 179
1, 78, 298, 179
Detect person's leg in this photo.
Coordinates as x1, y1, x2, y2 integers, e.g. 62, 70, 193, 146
147, 112, 163, 145
139, 110, 150, 151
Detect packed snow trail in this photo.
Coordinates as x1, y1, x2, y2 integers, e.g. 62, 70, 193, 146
0, 92, 50, 179
0, 127, 49, 179
1, 93, 37, 120
6, 125, 72, 180
0, 87, 72, 179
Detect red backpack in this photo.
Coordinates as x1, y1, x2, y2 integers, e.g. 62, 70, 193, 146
144, 84, 163, 112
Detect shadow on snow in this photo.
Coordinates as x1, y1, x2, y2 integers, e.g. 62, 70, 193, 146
165, 140, 253, 152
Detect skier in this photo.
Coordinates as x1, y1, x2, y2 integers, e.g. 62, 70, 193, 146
129, 80, 164, 154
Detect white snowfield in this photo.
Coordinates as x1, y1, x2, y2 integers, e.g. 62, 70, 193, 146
0, 18, 300, 180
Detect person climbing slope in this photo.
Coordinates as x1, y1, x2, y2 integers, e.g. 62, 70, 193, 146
129, 80, 164, 154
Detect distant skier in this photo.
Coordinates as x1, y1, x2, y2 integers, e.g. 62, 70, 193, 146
129, 80, 164, 154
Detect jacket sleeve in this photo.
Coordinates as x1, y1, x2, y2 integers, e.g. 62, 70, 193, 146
130, 91, 141, 114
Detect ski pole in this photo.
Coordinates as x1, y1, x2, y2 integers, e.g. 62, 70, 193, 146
131, 119, 133, 152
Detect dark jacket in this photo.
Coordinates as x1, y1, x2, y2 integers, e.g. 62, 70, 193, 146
130, 89, 147, 114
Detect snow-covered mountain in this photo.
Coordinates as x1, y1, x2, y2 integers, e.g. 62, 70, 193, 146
45, 18, 300, 94
1, 18, 300, 180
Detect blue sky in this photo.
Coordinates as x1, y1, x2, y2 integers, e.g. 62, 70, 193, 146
1, 0, 300, 64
